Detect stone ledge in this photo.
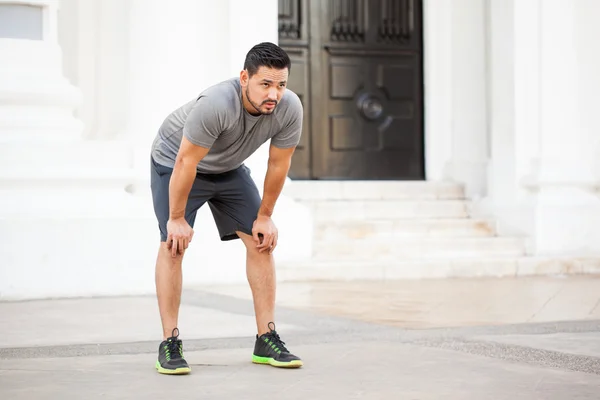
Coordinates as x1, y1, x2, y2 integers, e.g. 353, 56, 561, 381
277, 257, 600, 281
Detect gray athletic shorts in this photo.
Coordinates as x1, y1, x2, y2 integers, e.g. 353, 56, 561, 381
150, 155, 261, 242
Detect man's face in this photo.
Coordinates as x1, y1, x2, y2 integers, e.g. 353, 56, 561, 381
241, 66, 289, 115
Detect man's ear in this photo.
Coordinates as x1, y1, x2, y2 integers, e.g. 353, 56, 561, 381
240, 69, 249, 87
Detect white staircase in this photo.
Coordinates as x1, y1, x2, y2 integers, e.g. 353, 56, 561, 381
277, 181, 599, 280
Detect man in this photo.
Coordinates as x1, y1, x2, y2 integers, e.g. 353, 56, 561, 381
149, 42, 303, 375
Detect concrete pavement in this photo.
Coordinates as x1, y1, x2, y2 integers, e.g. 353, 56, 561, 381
1, 276, 600, 399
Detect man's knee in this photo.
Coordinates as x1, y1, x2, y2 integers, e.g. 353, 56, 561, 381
237, 231, 273, 260
158, 242, 185, 265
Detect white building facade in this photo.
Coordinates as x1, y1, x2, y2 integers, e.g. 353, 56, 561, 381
1, 0, 599, 299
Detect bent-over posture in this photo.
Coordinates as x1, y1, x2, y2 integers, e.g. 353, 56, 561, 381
150, 42, 303, 374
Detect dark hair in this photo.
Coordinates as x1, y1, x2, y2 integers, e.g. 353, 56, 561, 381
243, 42, 291, 77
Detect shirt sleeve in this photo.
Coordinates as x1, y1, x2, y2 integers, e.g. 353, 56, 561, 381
271, 92, 303, 149
182, 96, 224, 148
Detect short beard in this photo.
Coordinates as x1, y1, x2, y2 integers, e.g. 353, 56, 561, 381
245, 87, 277, 115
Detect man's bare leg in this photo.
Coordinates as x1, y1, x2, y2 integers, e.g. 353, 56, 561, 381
155, 242, 184, 340
237, 231, 275, 336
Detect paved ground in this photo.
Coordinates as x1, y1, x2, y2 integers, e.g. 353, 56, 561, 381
1, 276, 600, 399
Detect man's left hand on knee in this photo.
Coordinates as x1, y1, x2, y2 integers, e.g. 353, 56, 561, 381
252, 215, 278, 254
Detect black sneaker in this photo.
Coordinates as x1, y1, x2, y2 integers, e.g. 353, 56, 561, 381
155, 328, 191, 375
252, 322, 303, 368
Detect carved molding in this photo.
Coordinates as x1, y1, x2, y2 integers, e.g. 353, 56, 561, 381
278, 0, 301, 39
330, 0, 366, 43
378, 0, 414, 43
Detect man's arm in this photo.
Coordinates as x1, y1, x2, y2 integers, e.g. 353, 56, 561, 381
169, 136, 210, 220
166, 136, 211, 256
258, 144, 296, 218
253, 91, 302, 252
252, 144, 295, 253
260, 92, 303, 217
165, 96, 223, 256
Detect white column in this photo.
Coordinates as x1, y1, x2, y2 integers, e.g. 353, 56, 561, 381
577, 0, 600, 182
473, 0, 540, 241
485, 0, 516, 218
513, 0, 542, 194
0, 0, 82, 143
423, 0, 489, 198
447, 0, 489, 198
538, 0, 580, 185
423, 0, 453, 183
57, 0, 131, 141
531, 0, 600, 255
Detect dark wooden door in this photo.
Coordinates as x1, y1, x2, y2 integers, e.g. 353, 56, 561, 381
279, 0, 424, 180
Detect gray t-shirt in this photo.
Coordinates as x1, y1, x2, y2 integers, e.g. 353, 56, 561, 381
151, 77, 303, 174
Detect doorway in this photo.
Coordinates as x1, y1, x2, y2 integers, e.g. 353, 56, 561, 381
278, 0, 424, 180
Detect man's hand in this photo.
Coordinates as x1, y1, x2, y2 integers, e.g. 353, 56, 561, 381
252, 215, 278, 254
166, 218, 194, 257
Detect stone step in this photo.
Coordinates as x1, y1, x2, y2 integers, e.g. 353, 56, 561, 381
314, 219, 497, 240
303, 200, 469, 221
284, 180, 465, 200
311, 237, 526, 260
277, 257, 600, 281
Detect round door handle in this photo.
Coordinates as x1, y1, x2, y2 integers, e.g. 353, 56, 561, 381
357, 93, 383, 120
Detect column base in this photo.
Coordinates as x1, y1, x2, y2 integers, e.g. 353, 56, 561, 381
532, 185, 600, 256
443, 159, 490, 199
